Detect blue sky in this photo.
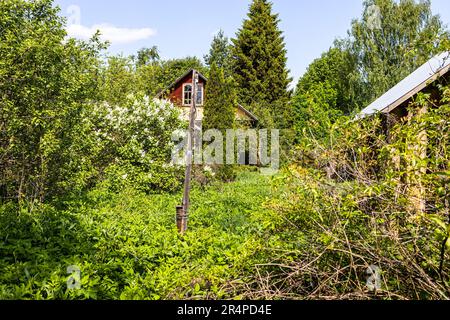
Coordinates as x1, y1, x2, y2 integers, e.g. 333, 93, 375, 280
54, 0, 450, 86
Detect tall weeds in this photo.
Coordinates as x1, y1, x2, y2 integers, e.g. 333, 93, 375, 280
247, 87, 449, 299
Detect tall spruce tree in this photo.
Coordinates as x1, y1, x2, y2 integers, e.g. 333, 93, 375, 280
231, 0, 292, 127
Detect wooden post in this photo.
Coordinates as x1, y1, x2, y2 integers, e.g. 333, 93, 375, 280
176, 205, 186, 234
177, 70, 198, 234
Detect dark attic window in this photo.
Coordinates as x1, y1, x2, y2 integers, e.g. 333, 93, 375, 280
196, 83, 204, 106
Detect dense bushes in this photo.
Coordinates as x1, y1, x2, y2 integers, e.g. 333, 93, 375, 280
1, 0, 449, 301
0, 0, 186, 202
244, 87, 450, 299
291, 0, 449, 143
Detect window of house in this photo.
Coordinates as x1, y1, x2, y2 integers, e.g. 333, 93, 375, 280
183, 84, 192, 106
183, 83, 204, 106
196, 83, 204, 106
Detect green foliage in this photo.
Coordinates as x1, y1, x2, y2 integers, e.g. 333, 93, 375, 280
260, 84, 450, 299
231, 0, 292, 128
0, 172, 275, 300
203, 63, 237, 181
0, 0, 183, 201
292, 0, 449, 145
295, 47, 362, 115
100, 55, 137, 106
135, 46, 160, 68
348, 0, 449, 103
203, 64, 236, 132
0, 0, 105, 202
292, 81, 342, 143
85, 95, 184, 194
204, 30, 232, 76
2, 0, 449, 302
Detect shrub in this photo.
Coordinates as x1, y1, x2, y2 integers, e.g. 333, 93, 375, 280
85, 95, 184, 194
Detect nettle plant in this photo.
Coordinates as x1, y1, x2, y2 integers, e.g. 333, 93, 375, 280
86, 95, 184, 193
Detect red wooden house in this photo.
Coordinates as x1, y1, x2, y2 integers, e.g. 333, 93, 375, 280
155, 69, 258, 125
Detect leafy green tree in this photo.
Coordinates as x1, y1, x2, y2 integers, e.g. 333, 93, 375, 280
204, 30, 232, 76
0, 0, 105, 201
134, 64, 161, 98
292, 0, 449, 144
135, 46, 160, 67
102, 47, 161, 101
292, 81, 342, 143
295, 47, 362, 115
133, 47, 162, 97
349, 0, 448, 103
86, 96, 183, 193
231, 0, 292, 127
100, 55, 136, 106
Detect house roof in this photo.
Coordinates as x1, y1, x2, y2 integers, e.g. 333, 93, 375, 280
237, 104, 259, 122
358, 51, 450, 118
155, 69, 208, 99
155, 68, 259, 122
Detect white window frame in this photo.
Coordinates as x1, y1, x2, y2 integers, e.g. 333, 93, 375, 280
182, 83, 193, 106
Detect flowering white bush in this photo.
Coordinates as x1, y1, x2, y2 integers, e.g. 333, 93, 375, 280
85, 94, 184, 193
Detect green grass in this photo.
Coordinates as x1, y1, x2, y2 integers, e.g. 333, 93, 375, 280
0, 171, 279, 300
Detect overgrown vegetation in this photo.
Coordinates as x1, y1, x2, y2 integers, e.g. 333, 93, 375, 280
1, 0, 449, 301
0, 171, 278, 299
292, 0, 449, 140
247, 91, 450, 299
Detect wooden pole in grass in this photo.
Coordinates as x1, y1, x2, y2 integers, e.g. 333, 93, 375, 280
177, 70, 198, 234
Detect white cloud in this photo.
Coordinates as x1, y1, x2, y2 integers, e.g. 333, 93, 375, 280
66, 23, 157, 45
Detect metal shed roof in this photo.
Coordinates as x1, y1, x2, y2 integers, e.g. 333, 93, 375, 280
358, 51, 450, 118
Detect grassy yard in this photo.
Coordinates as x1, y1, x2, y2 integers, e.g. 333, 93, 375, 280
0, 170, 281, 300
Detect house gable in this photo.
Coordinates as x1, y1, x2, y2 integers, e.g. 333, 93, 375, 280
155, 69, 258, 124
158, 69, 207, 107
